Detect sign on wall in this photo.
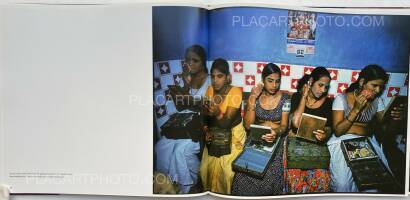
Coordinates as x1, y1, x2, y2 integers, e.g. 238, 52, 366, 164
286, 10, 317, 56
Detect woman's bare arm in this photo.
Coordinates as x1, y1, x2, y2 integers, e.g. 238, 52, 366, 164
244, 95, 257, 130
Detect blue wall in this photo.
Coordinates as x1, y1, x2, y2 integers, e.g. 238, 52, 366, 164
153, 6, 209, 61
209, 7, 410, 73
153, 6, 410, 73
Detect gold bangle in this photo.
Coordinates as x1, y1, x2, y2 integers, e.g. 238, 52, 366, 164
346, 117, 354, 123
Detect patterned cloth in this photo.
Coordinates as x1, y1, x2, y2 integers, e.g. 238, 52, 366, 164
231, 137, 285, 196
255, 93, 290, 122
231, 92, 290, 196
283, 136, 330, 194
333, 93, 385, 123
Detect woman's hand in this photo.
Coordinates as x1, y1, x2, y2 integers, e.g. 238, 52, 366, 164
203, 126, 213, 143
313, 129, 326, 141
183, 74, 192, 86
205, 103, 221, 117
302, 83, 310, 98
391, 104, 406, 121
261, 129, 277, 143
352, 92, 368, 112
182, 63, 192, 85
205, 131, 213, 143
250, 83, 264, 99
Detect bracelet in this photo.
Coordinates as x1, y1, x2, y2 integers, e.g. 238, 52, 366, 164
345, 117, 354, 123
216, 112, 224, 120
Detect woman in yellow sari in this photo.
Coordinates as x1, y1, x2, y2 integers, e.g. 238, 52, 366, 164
200, 58, 245, 194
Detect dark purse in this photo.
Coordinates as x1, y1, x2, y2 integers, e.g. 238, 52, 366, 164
207, 126, 231, 157
160, 112, 203, 142
287, 137, 330, 169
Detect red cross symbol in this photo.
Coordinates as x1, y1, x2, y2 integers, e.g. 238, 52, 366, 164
304, 67, 314, 75
159, 62, 170, 74
233, 62, 244, 73
291, 79, 299, 89
245, 75, 256, 85
328, 69, 338, 80
155, 105, 167, 118
256, 63, 266, 74
337, 83, 349, 93
351, 71, 360, 82
173, 74, 183, 86
281, 65, 291, 76
153, 78, 161, 90
387, 87, 400, 97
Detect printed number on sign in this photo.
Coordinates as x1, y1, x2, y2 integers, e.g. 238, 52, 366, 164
297, 49, 304, 56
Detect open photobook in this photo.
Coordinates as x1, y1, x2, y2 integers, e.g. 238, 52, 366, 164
0, 1, 409, 199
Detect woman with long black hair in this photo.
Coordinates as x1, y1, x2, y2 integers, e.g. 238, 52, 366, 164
328, 64, 392, 192
199, 58, 245, 194
155, 45, 210, 193
284, 66, 332, 193
231, 63, 290, 196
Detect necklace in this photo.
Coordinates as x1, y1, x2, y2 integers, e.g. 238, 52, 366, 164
306, 97, 317, 107
214, 85, 230, 104
306, 92, 319, 107
260, 91, 280, 110
189, 73, 207, 96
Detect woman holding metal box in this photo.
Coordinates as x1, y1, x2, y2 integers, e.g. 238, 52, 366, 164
154, 45, 211, 194
231, 63, 290, 196
284, 66, 332, 193
328, 64, 401, 193
199, 58, 245, 194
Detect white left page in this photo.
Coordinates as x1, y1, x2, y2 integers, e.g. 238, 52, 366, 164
0, 3, 153, 196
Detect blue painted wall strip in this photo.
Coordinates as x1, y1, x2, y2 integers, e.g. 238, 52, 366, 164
153, 6, 410, 73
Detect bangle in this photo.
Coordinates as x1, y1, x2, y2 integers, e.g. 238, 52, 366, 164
346, 111, 358, 123
217, 112, 224, 120
346, 117, 354, 123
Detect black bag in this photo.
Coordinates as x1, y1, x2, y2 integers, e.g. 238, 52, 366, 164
160, 112, 203, 142
207, 127, 231, 157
